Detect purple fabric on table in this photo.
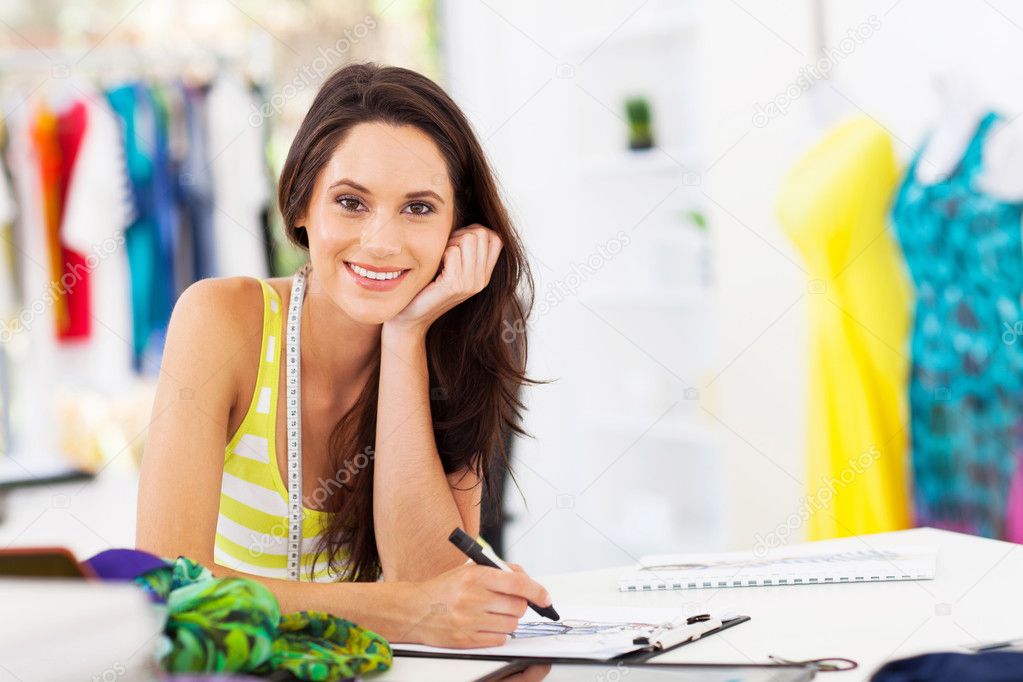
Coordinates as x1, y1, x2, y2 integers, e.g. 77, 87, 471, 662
84, 548, 169, 581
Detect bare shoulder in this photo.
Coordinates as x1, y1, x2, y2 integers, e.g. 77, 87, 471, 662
164, 277, 271, 385
171, 277, 267, 341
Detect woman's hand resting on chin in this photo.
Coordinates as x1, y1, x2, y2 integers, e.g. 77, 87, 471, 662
386, 224, 503, 336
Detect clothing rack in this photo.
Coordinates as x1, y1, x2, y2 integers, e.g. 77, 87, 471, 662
0, 36, 274, 86
0, 37, 278, 467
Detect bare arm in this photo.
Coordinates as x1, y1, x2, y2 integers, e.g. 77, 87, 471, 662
373, 325, 482, 582
135, 277, 247, 566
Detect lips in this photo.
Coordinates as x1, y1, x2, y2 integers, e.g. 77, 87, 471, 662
343, 261, 411, 291
346, 261, 408, 279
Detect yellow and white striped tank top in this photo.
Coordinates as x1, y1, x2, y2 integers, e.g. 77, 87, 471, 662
214, 278, 342, 582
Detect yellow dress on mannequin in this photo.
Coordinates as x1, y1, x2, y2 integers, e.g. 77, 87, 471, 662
777, 117, 912, 539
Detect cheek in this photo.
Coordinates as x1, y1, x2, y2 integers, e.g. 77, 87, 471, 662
412, 231, 453, 271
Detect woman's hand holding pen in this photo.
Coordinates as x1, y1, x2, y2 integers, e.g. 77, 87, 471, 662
400, 562, 553, 648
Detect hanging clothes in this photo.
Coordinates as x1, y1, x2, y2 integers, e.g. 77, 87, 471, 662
106, 82, 177, 372
0, 118, 18, 325
157, 80, 195, 298
58, 87, 136, 392
179, 81, 218, 282
3, 99, 60, 460
205, 72, 270, 279
55, 99, 91, 341
29, 103, 70, 336
892, 111, 1023, 539
777, 116, 913, 539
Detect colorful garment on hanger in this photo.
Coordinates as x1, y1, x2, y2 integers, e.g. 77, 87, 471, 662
29, 103, 70, 336
55, 99, 91, 341
59, 87, 136, 391
179, 82, 217, 282
891, 112, 1023, 538
106, 82, 177, 372
777, 117, 913, 539
0, 118, 18, 324
147, 82, 178, 327
85, 549, 392, 680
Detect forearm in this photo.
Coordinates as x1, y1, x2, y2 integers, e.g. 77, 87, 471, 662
373, 325, 470, 581
213, 563, 424, 642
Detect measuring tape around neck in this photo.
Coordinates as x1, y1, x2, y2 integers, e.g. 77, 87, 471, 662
285, 262, 311, 580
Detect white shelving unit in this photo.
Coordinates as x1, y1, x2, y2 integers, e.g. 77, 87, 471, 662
564, 0, 724, 559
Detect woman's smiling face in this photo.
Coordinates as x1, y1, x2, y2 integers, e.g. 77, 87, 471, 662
297, 121, 456, 324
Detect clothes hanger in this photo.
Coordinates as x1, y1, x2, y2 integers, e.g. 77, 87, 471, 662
791, 0, 857, 151
974, 105, 1023, 201
914, 69, 988, 185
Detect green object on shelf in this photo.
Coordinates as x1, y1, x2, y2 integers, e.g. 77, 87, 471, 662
624, 96, 654, 150
673, 209, 708, 231
687, 210, 708, 230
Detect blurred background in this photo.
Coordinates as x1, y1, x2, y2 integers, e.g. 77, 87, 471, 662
1, 0, 1021, 576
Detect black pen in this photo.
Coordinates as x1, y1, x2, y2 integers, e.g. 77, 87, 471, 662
448, 527, 560, 621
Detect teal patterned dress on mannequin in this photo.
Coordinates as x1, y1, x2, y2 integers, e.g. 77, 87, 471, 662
891, 111, 1023, 538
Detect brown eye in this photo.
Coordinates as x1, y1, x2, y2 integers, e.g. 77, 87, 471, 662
405, 201, 434, 216
335, 196, 364, 212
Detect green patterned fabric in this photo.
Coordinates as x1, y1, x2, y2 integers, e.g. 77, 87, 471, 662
265, 611, 395, 680
133, 557, 392, 680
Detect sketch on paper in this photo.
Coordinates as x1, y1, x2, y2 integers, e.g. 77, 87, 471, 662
511, 619, 660, 639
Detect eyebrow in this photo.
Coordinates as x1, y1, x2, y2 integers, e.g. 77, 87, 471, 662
327, 178, 446, 205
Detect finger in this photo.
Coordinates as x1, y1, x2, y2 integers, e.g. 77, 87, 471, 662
486, 233, 503, 276
483, 568, 552, 606
478, 612, 521, 635
484, 593, 528, 617
448, 224, 482, 243
507, 563, 525, 574
460, 232, 478, 288
438, 243, 461, 281
475, 231, 488, 288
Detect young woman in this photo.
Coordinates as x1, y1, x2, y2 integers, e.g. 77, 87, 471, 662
136, 62, 551, 648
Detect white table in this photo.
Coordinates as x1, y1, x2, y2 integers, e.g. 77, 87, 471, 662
378, 528, 1023, 681
2, 476, 1017, 681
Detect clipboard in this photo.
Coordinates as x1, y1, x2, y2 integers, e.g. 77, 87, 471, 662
392, 614, 751, 663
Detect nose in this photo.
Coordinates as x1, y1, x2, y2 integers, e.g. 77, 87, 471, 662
360, 214, 402, 259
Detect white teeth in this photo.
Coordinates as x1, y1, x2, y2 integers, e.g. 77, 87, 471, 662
349, 263, 404, 280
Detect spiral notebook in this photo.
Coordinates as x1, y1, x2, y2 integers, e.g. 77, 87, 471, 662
619, 545, 937, 592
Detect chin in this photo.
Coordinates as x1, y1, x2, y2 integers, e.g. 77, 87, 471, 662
344, 301, 409, 326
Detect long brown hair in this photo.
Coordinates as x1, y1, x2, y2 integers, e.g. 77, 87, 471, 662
277, 62, 539, 581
